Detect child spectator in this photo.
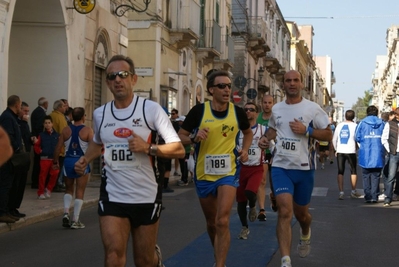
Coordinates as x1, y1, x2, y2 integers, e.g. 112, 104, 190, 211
34, 116, 60, 199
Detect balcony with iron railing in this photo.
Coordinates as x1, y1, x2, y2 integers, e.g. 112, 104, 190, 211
196, 20, 222, 64
169, 0, 201, 49
248, 17, 270, 58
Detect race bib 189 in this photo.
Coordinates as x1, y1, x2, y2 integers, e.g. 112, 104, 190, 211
104, 143, 140, 170
204, 154, 232, 175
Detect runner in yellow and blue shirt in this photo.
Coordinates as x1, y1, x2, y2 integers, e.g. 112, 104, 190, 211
178, 70, 252, 267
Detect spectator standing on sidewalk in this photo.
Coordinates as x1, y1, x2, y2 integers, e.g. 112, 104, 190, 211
8, 101, 34, 218
50, 100, 68, 192
178, 70, 252, 267
53, 107, 93, 229
332, 110, 360, 200
236, 102, 266, 240
34, 116, 60, 200
74, 55, 184, 267
30, 97, 48, 189
0, 95, 22, 223
355, 105, 385, 204
381, 107, 399, 207
170, 108, 181, 176
256, 93, 276, 220
258, 70, 332, 267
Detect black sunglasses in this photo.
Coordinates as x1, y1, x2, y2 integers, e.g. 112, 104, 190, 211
244, 108, 256, 112
213, 83, 232, 89
106, 70, 132, 80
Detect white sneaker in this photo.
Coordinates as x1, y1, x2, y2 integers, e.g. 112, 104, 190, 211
281, 258, 292, 267
350, 190, 362, 198
238, 226, 250, 240
248, 207, 257, 222
38, 194, 46, 200
297, 228, 311, 258
44, 188, 51, 198
321, 163, 325, 169
339, 192, 344, 200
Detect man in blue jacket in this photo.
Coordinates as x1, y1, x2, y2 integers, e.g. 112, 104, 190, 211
355, 105, 385, 203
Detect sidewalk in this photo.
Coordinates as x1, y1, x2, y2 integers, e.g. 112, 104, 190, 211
0, 171, 181, 234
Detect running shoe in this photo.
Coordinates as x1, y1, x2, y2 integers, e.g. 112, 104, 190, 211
350, 191, 362, 198
339, 193, 344, 200
281, 258, 292, 267
238, 226, 250, 240
257, 209, 267, 221
297, 228, 311, 258
321, 163, 325, 169
155, 244, 165, 267
70, 220, 85, 229
383, 202, 391, 207
393, 194, 398, 201
177, 180, 188, 186
38, 194, 46, 200
248, 207, 257, 222
62, 213, 70, 228
44, 188, 51, 199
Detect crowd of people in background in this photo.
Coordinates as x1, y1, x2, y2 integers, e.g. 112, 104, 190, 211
2, 57, 399, 267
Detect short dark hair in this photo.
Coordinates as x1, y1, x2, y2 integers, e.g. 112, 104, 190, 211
345, 110, 355, 121
21, 101, 29, 108
171, 108, 178, 114
244, 102, 258, 112
43, 115, 53, 124
366, 105, 378, 116
72, 107, 85, 121
206, 70, 231, 96
7, 95, 20, 107
65, 107, 73, 116
106, 55, 135, 75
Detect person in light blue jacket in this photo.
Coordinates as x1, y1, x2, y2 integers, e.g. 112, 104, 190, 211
355, 105, 385, 203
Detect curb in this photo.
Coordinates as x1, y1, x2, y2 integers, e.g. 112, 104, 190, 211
0, 198, 98, 234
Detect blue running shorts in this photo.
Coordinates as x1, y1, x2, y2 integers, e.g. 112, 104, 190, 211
195, 175, 239, 198
63, 157, 90, 178
271, 167, 314, 206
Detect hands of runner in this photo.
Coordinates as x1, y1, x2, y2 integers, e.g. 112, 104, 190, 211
258, 136, 269, 150
75, 156, 89, 175
289, 118, 307, 135
193, 127, 209, 143
237, 149, 249, 163
128, 130, 149, 153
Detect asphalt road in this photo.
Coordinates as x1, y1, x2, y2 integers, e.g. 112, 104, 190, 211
1, 161, 399, 267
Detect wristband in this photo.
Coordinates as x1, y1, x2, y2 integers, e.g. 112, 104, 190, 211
305, 126, 314, 137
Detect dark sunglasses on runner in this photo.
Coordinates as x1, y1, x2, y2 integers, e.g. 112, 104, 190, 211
106, 70, 133, 80
244, 108, 256, 112
213, 83, 232, 89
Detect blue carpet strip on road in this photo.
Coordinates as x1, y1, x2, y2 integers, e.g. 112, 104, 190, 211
164, 210, 296, 267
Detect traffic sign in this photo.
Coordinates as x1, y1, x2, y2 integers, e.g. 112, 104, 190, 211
234, 76, 247, 88
246, 88, 258, 99
233, 91, 241, 103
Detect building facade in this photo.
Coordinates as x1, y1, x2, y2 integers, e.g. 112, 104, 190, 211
0, 0, 128, 122
127, 0, 234, 115
371, 25, 399, 112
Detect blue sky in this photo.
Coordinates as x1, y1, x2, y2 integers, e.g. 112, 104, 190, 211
277, 0, 399, 109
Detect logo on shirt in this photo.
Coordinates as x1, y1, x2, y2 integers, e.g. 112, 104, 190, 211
113, 128, 132, 138
205, 119, 215, 123
221, 124, 234, 137
132, 117, 143, 127
104, 123, 116, 128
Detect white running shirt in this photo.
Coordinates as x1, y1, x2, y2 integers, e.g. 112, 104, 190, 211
93, 95, 180, 204
332, 121, 357, 154
269, 98, 330, 170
